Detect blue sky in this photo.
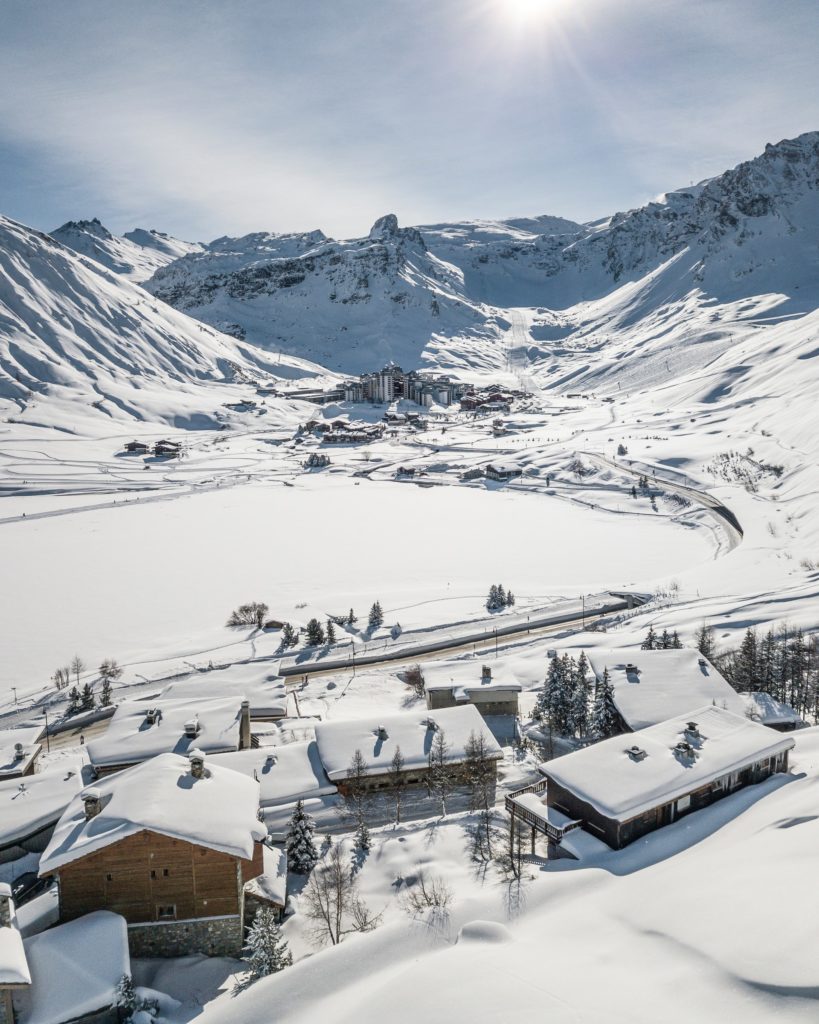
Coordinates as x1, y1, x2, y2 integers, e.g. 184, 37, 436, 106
1, 0, 817, 241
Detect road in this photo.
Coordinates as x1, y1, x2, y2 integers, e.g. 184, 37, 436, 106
277, 592, 645, 679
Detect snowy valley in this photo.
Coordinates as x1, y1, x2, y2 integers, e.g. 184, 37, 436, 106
1, 130, 819, 1024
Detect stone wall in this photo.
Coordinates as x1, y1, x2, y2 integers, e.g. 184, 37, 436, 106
127, 915, 243, 958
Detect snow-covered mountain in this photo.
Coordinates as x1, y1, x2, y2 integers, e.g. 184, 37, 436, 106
0, 215, 319, 430
51, 218, 203, 283
145, 212, 500, 374
137, 132, 819, 374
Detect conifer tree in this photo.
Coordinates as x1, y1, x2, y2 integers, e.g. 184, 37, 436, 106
347, 608, 358, 627
99, 677, 113, 708
670, 630, 683, 649
590, 668, 619, 739
505, 590, 515, 607
326, 618, 337, 644
286, 799, 318, 874
112, 975, 137, 1015
66, 685, 81, 715
368, 601, 384, 631
427, 728, 453, 816
281, 622, 298, 648
243, 906, 292, 980
641, 625, 658, 650
695, 623, 715, 660
80, 682, 95, 711
305, 618, 326, 647
659, 629, 672, 650
355, 820, 371, 852
387, 746, 406, 824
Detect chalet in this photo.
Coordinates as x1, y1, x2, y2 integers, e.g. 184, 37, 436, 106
153, 440, 180, 458
425, 664, 522, 719
0, 884, 30, 1024
0, 727, 45, 781
160, 670, 288, 722
38, 751, 268, 957
314, 705, 503, 794
0, 760, 87, 863
460, 467, 484, 482
86, 696, 251, 776
585, 648, 747, 732
305, 452, 331, 469
8, 911, 129, 1024
744, 691, 804, 732
212, 741, 336, 815
243, 845, 288, 924
123, 440, 149, 454
538, 705, 794, 850
484, 462, 522, 482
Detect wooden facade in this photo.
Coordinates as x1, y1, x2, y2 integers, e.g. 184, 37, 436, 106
51, 829, 264, 925
546, 748, 791, 850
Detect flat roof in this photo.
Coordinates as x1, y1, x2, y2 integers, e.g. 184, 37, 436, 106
314, 705, 503, 782
161, 666, 287, 718
0, 759, 87, 849
0, 726, 45, 779
423, 660, 523, 694
541, 704, 795, 823
87, 695, 244, 767
586, 648, 746, 730
211, 741, 336, 807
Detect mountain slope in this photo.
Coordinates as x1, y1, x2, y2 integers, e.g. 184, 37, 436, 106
51, 218, 203, 283
0, 215, 318, 430
145, 213, 503, 375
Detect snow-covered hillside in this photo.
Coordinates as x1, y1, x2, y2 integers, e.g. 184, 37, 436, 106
145, 213, 501, 374
51, 218, 203, 283
0, 215, 323, 430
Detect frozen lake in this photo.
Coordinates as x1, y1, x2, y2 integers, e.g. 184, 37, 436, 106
0, 476, 715, 689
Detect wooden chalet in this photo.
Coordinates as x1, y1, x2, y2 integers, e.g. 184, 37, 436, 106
39, 751, 268, 957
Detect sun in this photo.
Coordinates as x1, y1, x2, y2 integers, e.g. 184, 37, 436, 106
504, 0, 556, 22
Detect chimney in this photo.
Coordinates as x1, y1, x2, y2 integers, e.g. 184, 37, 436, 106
0, 882, 11, 927
189, 749, 206, 780
82, 787, 103, 820
685, 721, 700, 738
239, 700, 251, 750
13, 742, 25, 761
481, 665, 492, 685
377, 726, 388, 740
184, 715, 200, 739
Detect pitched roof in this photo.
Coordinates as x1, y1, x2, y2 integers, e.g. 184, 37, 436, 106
211, 741, 335, 808
86, 696, 244, 768
39, 752, 266, 874
160, 667, 287, 719
0, 726, 45, 779
314, 705, 503, 782
0, 886, 30, 987
0, 760, 87, 850
585, 648, 746, 730
541, 704, 795, 823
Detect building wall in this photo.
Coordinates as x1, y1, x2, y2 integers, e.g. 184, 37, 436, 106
547, 749, 790, 850
127, 914, 244, 958
426, 689, 519, 716
55, 829, 263, 926
335, 759, 498, 795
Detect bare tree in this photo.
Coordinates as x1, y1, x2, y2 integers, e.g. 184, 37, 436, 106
227, 602, 269, 628
52, 666, 71, 691
400, 868, 454, 918
464, 730, 497, 860
427, 727, 453, 817
403, 664, 425, 698
344, 749, 372, 834
387, 745, 406, 825
301, 843, 381, 946
70, 655, 85, 688
99, 658, 123, 682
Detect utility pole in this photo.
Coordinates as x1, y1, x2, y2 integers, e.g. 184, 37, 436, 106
42, 708, 51, 753
582, 594, 586, 629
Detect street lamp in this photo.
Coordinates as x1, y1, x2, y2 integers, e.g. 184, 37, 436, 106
42, 708, 51, 753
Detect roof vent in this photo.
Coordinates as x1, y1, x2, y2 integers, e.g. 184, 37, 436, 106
82, 787, 103, 820
685, 721, 700, 737
627, 745, 647, 761
265, 752, 277, 767
674, 740, 695, 757
184, 715, 200, 739
13, 742, 25, 761
426, 717, 438, 731
698, 657, 707, 667
377, 726, 389, 740
188, 749, 206, 779
145, 707, 162, 725
624, 663, 639, 673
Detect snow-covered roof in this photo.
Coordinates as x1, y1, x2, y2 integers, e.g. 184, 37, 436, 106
86, 696, 245, 768
0, 760, 86, 849
0, 886, 30, 987
39, 752, 266, 875
244, 845, 287, 907
423, 661, 523, 695
161, 667, 288, 719
211, 742, 336, 808
314, 705, 503, 782
542, 705, 795, 823
745, 692, 803, 726
13, 912, 128, 1024
0, 726, 45, 779
586, 648, 746, 730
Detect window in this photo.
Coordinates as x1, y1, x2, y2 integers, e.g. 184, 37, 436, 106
676, 795, 691, 815
150, 870, 156, 880
156, 905, 176, 921
106, 873, 113, 882
163, 868, 169, 877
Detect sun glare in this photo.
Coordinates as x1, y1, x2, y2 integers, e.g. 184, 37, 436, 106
504, 0, 556, 23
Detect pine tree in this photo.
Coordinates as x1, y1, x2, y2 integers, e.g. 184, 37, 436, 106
368, 601, 384, 631
286, 799, 318, 874
641, 626, 658, 650
305, 618, 326, 646
80, 682, 95, 711
505, 590, 515, 607
66, 685, 81, 715
112, 974, 137, 1015
355, 820, 371, 852
427, 728, 453, 816
387, 745, 406, 824
659, 629, 671, 650
347, 608, 358, 627
734, 628, 759, 691
281, 622, 298, 648
486, 584, 499, 611
590, 668, 620, 739
99, 677, 113, 708
569, 652, 591, 736
345, 749, 372, 833
496, 585, 507, 607
326, 619, 337, 644
670, 630, 683, 649
243, 906, 292, 980
695, 623, 715, 660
